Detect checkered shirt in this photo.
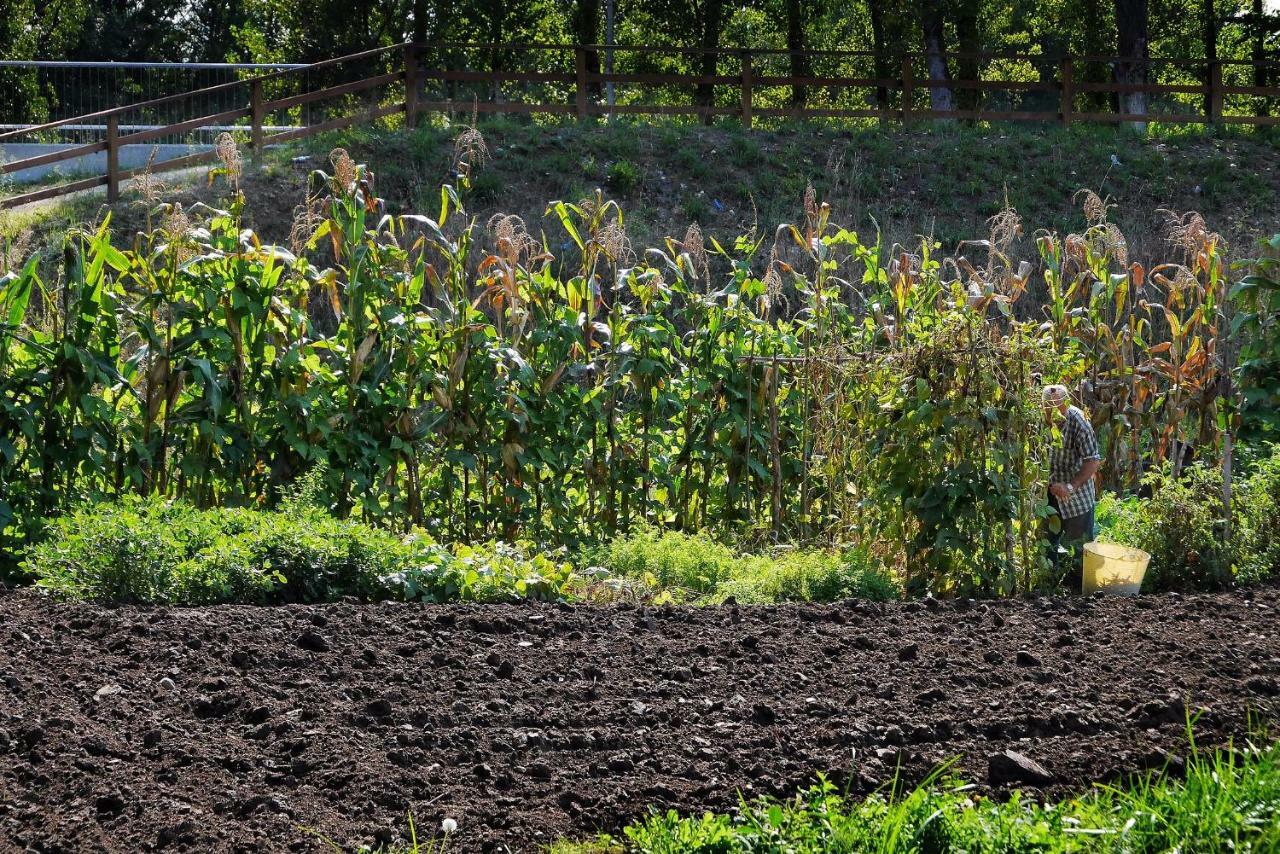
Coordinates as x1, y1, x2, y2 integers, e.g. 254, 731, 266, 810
1049, 405, 1101, 520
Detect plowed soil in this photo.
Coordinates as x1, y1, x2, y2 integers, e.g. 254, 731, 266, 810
1, 586, 1278, 853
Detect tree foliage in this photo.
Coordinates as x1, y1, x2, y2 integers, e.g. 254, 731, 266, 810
1, 0, 1274, 66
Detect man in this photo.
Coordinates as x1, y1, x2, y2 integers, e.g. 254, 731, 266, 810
1043, 385, 1102, 591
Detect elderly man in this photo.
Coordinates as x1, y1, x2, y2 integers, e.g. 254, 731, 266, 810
1043, 385, 1102, 590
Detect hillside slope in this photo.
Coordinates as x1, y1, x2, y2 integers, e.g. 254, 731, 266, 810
6, 119, 1279, 266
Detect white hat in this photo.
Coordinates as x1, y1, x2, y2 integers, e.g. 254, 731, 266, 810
1041, 384, 1068, 405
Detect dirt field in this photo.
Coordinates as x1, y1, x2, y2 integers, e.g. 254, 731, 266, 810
1, 586, 1278, 853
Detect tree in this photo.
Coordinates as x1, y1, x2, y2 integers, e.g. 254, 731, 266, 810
784, 0, 812, 107
1114, 0, 1150, 122
952, 0, 985, 111
572, 0, 604, 103
868, 0, 892, 109
0, 0, 90, 123
1250, 0, 1268, 98
1204, 0, 1219, 63
919, 0, 954, 112
67, 0, 199, 62
695, 0, 726, 121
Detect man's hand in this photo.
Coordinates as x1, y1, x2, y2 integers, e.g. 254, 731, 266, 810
1049, 482, 1072, 500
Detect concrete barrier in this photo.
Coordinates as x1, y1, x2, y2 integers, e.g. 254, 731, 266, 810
1, 143, 213, 183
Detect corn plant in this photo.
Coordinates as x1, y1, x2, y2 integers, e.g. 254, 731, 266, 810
0, 146, 1242, 595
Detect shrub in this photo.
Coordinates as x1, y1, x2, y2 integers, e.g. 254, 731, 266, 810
1094, 491, 1146, 549
1099, 466, 1233, 592
590, 527, 737, 594
386, 540, 575, 603
468, 170, 504, 201
1236, 444, 1280, 585
712, 547, 899, 604
1095, 448, 1280, 592
681, 194, 710, 222
727, 133, 762, 167
24, 500, 578, 606
24, 500, 419, 604
605, 159, 642, 195
589, 529, 899, 604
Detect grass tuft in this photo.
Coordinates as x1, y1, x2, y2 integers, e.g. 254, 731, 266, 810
598, 729, 1280, 852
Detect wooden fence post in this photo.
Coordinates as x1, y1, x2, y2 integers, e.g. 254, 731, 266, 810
1208, 60, 1223, 125
741, 51, 753, 130
404, 44, 420, 129
105, 114, 119, 203
1060, 58, 1074, 126
575, 47, 589, 121
250, 79, 265, 151
901, 56, 914, 124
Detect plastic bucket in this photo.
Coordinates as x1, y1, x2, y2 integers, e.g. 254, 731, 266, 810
1082, 542, 1151, 595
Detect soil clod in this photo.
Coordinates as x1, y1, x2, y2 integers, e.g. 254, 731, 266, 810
988, 750, 1055, 785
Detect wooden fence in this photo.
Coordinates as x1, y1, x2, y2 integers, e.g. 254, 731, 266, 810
3, 42, 1278, 210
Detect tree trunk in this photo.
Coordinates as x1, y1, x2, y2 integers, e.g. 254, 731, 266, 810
868, 0, 891, 110
411, 0, 428, 43
573, 0, 603, 102
1253, 0, 1269, 115
785, 0, 811, 109
919, 0, 954, 113
1114, 0, 1149, 127
1203, 0, 1217, 63
953, 0, 983, 112
1082, 0, 1109, 111
696, 0, 725, 125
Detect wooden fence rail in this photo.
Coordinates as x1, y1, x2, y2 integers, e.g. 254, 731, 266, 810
3, 42, 1279, 210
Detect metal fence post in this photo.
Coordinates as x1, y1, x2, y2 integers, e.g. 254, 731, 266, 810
105, 113, 119, 203
1060, 58, 1074, 126
741, 51, 753, 130
404, 44, 420, 129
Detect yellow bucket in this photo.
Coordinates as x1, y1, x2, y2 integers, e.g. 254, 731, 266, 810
1082, 542, 1151, 595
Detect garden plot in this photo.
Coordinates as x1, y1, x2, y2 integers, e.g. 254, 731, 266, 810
0, 587, 1277, 852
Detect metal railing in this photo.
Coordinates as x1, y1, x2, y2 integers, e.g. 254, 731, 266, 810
2, 43, 1279, 210
0, 61, 306, 132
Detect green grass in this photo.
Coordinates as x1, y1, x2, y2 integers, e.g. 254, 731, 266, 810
352, 729, 1280, 852
9, 118, 1279, 278
584, 731, 1280, 852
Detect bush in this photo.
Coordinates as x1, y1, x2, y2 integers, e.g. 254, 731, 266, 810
24, 500, 415, 604
605, 159, 642, 195
713, 547, 899, 604
1094, 447, 1280, 592
1237, 444, 1280, 585
24, 500, 578, 606
589, 528, 736, 594
385, 540, 575, 604
589, 529, 899, 604
468, 169, 504, 201
1097, 466, 1232, 592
